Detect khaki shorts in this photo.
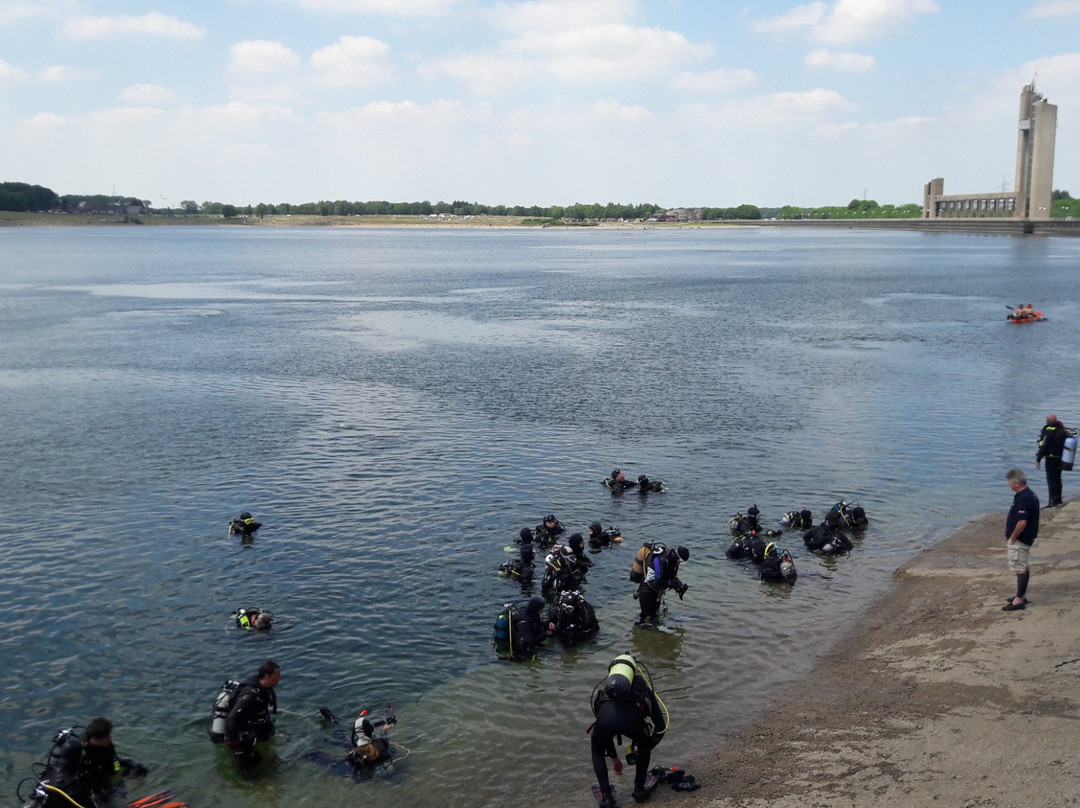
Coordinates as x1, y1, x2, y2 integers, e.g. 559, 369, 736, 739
1007, 541, 1032, 573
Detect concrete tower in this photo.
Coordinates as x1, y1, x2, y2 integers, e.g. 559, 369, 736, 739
1013, 82, 1057, 220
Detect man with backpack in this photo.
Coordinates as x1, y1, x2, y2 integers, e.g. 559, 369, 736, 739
223, 659, 281, 766
631, 544, 689, 624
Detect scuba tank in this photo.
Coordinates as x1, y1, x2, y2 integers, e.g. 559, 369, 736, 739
209, 680, 242, 742
603, 655, 638, 700
1063, 434, 1077, 471
630, 542, 663, 583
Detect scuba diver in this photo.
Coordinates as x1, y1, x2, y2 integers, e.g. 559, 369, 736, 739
632, 544, 689, 624
802, 513, 853, 555
566, 533, 594, 576
636, 475, 665, 494
233, 607, 274, 630
541, 544, 584, 595
534, 514, 565, 547
208, 659, 281, 767
780, 508, 814, 531
550, 589, 599, 645
228, 512, 262, 538
589, 654, 669, 808
759, 542, 798, 584
829, 500, 868, 530
587, 522, 622, 551
494, 597, 553, 661
313, 705, 406, 781
604, 469, 638, 492
727, 505, 762, 535
18, 719, 148, 808
498, 541, 536, 585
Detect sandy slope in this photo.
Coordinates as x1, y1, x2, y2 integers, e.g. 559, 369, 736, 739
650, 501, 1080, 808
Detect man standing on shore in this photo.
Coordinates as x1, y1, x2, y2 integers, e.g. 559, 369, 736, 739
1004, 468, 1039, 611
1035, 414, 1067, 507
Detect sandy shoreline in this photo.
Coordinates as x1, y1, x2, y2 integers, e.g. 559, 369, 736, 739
638, 499, 1080, 808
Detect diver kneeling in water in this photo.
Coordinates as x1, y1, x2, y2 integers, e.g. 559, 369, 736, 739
758, 542, 797, 584
780, 508, 813, 530
228, 512, 262, 538
499, 540, 536, 584
588, 522, 622, 550
234, 607, 274, 630
802, 513, 853, 555
551, 589, 599, 645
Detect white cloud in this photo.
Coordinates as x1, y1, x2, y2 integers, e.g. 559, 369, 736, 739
671, 68, 758, 94
62, 12, 204, 41
230, 40, 301, 74
119, 84, 178, 105
589, 99, 651, 122
491, 0, 638, 32
512, 24, 713, 83
40, 64, 98, 82
25, 112, 68, 127
298, 0, 463, 15
420, 52, 532, 93
190, 101, 298, 126
1029, 0, 1080, 17
89, 106, 168, 124
0, 0, 75, 25
685, 87, 856, 129
751, 0, 939, 44
0, 59, 27, 82
317, 99, 486, 127
805, 48, 876, 72
310, 35, 391, 86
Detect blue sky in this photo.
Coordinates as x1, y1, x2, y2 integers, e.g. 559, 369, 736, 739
2, 0, 1079, 208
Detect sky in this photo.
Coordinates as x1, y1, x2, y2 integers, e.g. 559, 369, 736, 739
2, 0, 1080, 209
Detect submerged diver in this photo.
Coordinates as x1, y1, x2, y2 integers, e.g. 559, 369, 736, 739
780, 508, 814, 531
759, 543, 798, 584
589, 654, 669, 808
228, 512, 262, 538
566, 533, 594, 575
542, 544, 584, 595
802, 513, 853, 555
494, 597, 554, 661
498, 541, 536, 584
604, 469, 638, 492
588, 522, 622, 550
534, 514, 565, 546
550, 589, 600, 645
636, 475, 665, 494
313, 705, 404, 781
233, 608, 274, 630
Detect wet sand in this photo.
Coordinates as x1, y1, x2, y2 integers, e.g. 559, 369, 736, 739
654, 499, 1080, 808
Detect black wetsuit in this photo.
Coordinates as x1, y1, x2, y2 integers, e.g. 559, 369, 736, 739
552, 592, 599, 644
225, 675, 277, 763
591, 679, 667, 802
1038, 421, 1068, 507
637, 548, 686, 621
511, 597, 550, 660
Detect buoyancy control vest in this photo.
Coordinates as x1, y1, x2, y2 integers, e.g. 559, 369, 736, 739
630, 542, 665, 583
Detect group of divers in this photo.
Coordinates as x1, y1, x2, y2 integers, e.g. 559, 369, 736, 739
487, 468, 869, 807
18, 513, 404, 808
19, 477, 869, 808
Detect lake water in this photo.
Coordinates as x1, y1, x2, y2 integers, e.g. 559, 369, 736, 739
2, 225, 1078, 808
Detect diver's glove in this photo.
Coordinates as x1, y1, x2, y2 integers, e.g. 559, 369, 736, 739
675, 582, 688, 600
119, 759, 148, 777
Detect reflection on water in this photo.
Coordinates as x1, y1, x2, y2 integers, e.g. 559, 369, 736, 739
2, 226, 1079, 807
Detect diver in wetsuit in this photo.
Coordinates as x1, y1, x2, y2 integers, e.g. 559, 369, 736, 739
590, 655, 668, 808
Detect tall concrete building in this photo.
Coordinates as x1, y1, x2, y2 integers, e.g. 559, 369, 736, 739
923, 82, 1057, 220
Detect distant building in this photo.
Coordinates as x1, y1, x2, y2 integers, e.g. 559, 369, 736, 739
923, 82, 1057, 220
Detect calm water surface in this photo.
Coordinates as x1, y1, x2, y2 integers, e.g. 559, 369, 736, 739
2, 226, 1078, 808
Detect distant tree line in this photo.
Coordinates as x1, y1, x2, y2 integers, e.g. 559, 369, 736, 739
0, 182, 60, 212
1052, 189, 1080, 218
775, 199, 922, 219
187, 199, 664, 221
701, 204, 762, 220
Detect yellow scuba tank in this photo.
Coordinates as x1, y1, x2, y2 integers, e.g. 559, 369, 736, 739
603, 654, 637, 700
630, 543, 663, 583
